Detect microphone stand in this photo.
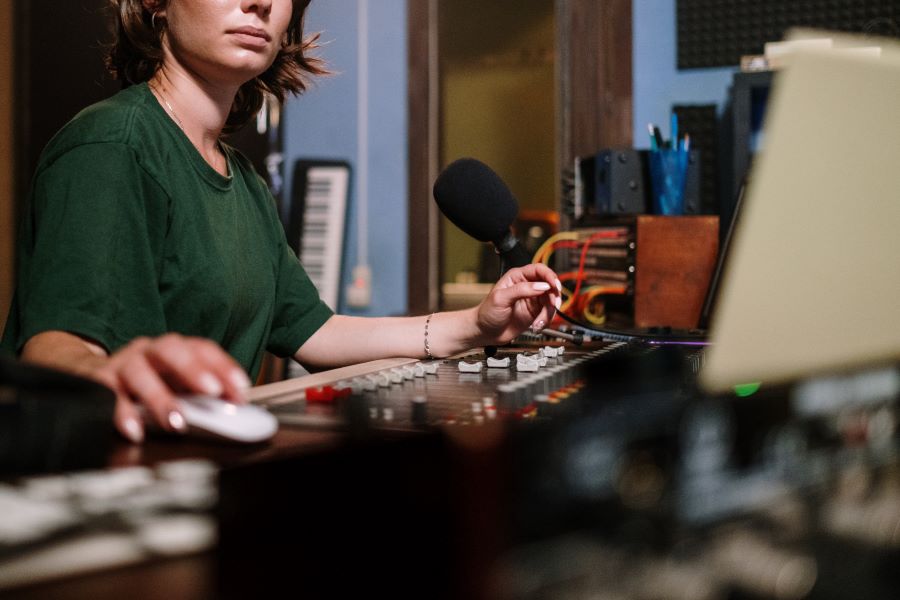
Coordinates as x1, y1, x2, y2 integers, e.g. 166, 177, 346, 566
493, 231, 533, 275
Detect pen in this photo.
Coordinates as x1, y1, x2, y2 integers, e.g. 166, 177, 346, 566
652, 126, 665, 150
670, 113, 678, 150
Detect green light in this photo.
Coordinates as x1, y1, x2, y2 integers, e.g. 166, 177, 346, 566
733, 382, 762, 397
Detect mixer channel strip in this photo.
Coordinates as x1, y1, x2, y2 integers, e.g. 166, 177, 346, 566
260, 342, 630, 431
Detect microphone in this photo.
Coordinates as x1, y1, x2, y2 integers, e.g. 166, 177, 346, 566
433, 158, 571, 355
433, 158, 532, 275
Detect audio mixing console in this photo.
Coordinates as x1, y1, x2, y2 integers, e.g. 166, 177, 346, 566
250, 340, 630, 432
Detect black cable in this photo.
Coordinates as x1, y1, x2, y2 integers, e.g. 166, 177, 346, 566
553, 309, 641, 343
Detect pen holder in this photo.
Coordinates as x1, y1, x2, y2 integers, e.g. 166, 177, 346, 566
649, 148, 690, 215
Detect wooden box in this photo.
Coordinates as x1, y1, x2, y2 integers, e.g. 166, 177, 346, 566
633, 215, 719, 329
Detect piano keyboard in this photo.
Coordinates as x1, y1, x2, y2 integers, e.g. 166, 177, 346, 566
293, 163, 350, 309
285, 160, 351, 379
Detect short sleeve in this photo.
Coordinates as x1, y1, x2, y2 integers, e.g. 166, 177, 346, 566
7, 143, 169, 353
265, 234, 334, 358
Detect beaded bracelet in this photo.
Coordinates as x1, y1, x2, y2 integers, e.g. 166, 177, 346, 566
424, 313, 434, 360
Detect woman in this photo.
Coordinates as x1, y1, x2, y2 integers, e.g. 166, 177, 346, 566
1, 0, 560, 443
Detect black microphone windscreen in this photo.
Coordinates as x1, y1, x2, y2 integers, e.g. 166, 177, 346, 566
432, 158, 518, 243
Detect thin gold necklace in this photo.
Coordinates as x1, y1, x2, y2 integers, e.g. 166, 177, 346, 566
150, 81, 227, 176
158, 90, 186, 131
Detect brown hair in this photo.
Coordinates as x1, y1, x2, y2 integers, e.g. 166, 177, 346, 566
105, 0, 327, 132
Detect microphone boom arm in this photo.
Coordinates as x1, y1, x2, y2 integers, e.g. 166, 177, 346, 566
493, 231, 533, 276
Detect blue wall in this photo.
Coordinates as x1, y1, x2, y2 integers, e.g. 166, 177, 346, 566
283, 0, 408, 317
632, 1, 737, 147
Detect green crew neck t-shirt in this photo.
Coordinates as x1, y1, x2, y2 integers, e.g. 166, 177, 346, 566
1, 83, 333, 380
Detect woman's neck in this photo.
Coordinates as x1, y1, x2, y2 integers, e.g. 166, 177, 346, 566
149, 66, 238, 177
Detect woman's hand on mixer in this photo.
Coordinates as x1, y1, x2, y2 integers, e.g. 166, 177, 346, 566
474, 263, 562, 345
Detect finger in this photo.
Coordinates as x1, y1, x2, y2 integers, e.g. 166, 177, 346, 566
492, 280, 555, 309
118, 352, 186, 433
144, 335, 250, 402
185, 338, 250, 402
113, 395, 145, 444
528, 294, 556, 325
538, 296, 559, 324
143, 334, 226, 398
518, 262, 558, 280
547, 293, 562, 319
506, 263, 561, 289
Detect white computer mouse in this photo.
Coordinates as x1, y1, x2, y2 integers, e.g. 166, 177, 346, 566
175, 396, 278, 444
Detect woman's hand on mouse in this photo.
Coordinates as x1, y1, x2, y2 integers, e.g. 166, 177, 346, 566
93, 334, 251, 443
21, 331, 250, 443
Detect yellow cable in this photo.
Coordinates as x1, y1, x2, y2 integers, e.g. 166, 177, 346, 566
534, 233, 581, 316
580, 285, 627, 324
584, 308, 606, 325
581, 286, 606, 324
532, 231, 580, 265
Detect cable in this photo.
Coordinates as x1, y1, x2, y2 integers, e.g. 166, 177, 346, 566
580, 286, 626, 324
532, 229, 647, 336
532, 230, 631, 325
533, 232, 580, 265
553, 309, 639, 342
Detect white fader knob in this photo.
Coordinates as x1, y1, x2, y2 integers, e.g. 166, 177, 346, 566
458, 360, 484, 373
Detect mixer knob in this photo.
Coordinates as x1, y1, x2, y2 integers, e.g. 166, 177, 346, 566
411, 395, 428, 426
423, 362, 440, 375
497, 384, 517, 410
388, 368, 404, 384
535, 394, 553, 417
458, 360, 484, 373
486, 356, 511, 368
372, 372, 391, 388
534, 372, 551, 396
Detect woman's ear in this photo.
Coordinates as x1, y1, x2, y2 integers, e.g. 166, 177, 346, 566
142, 0, 165, 16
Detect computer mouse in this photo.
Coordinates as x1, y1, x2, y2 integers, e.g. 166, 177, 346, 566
175, 396, 278, 444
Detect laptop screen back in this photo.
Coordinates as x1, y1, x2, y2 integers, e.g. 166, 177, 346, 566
701, 32, 900, 392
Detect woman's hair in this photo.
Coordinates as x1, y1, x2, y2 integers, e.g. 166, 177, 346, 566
105, 0, 326, 132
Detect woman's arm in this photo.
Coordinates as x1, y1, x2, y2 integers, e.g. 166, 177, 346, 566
21, 331, 250, 443
296, 263, 561, 369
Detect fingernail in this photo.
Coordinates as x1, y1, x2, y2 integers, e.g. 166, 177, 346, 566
554, 296, 562, 309
198, 372, 223, 397
533, 282, 551, 291
168, 410, 187, 433
123, 417, 144, 443
229, 369, 252, 391
531, 319, 545, 332
555, 279, 562, 292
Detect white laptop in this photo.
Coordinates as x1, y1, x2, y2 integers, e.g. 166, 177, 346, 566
700, 30, 900, 392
